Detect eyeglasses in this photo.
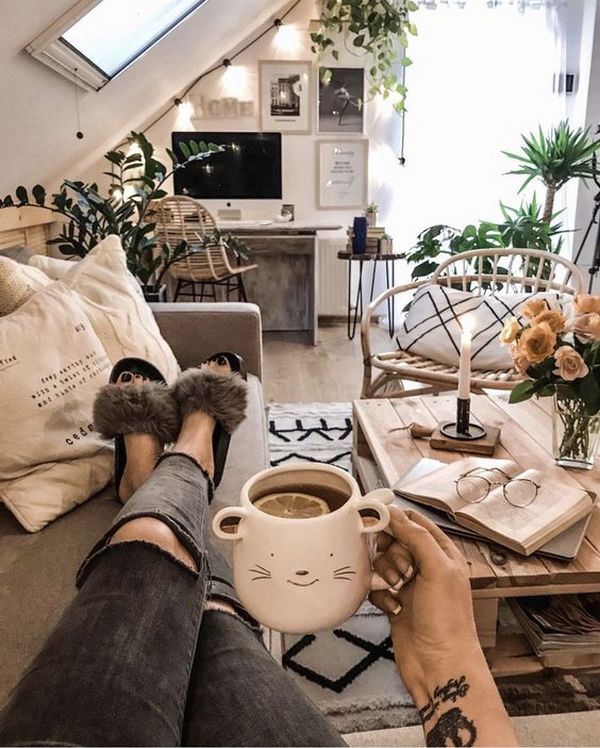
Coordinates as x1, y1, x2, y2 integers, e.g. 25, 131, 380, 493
454, 467, 540, 508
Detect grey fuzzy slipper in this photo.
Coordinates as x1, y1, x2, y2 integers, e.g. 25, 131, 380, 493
93, 357, 180, 501
171, 359, 248, 488
93, 382, 181, 443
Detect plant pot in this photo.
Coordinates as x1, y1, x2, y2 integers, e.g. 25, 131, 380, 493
143, 285, 167, 303
365, 211, 378, 228
552, 391, 600, 470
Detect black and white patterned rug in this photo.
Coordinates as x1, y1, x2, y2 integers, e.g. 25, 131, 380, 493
267, 403, 600, 734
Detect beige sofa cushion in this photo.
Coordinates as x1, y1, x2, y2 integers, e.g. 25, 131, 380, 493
32, 235, 180, 382
0, 283, 113, 532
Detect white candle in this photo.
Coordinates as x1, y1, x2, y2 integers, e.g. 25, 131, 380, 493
458, 331, 472, 400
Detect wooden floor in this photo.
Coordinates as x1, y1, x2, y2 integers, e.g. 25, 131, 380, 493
263, 323, 391, 404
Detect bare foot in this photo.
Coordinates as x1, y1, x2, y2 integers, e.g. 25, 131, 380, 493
173, 357, 234, 477
118, 372, 163, 502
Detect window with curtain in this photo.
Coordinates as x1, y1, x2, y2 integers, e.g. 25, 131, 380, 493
371, 0, 572, 277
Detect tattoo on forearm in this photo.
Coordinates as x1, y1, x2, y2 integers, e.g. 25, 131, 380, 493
419, 675, 470, 723
419, 675, 477, 747
426, 708, 477, 747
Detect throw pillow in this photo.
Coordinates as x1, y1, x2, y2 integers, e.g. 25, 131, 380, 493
396, 284, 573, 371
0, 257, 49, 315
32, 235, 180, 383
29, 253, 77, 280
0, 282, 113, 532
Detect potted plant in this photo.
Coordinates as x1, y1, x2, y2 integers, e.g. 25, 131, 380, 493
503, 120, 600, 224
365, 202, 378, 227
503, 295, 600, 469
379, 233, 393, 254
1, 132, 223, 300
310, 0, 418, 114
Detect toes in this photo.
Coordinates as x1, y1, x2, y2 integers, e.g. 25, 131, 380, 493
201, 354, 234, 377
117, 371, 133, 386
133, 374, 145, 386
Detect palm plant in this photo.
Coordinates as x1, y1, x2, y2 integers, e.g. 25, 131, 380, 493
503, 121, 600, 224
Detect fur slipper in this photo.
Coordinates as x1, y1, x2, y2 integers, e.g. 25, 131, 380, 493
93, 382, 180, 443
93, 357, 179, 501
171, 354, 248, 489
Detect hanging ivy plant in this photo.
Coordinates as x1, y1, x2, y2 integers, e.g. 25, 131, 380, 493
310, 0, 418, 114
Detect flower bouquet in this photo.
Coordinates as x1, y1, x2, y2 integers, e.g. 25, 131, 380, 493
501, 294, 600, 469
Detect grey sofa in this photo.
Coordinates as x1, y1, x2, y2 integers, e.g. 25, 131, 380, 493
0, 302, 269, 709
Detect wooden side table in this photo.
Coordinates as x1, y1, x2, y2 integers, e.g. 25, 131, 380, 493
337, 251, 403, 340
352, 393, 600, 676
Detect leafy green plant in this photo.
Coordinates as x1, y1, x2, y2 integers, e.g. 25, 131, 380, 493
403, 198, 565, 281
1, 131, 223, 294
310, 0, 418, 114
202, 228, 252, 264
503, 120, 600, 224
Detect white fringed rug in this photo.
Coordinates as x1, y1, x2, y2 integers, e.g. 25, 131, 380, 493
267, 403, 600, 734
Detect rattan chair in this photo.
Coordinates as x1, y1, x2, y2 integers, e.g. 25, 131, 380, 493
361, 247, 585, 399
153, 195, 256, 302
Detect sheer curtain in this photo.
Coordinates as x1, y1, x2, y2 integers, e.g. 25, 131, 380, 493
369, 1, 569, 287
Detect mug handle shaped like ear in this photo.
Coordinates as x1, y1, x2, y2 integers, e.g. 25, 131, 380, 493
357, 497, 390, 535
364, 488, 395, 506
213, 506, 248, 540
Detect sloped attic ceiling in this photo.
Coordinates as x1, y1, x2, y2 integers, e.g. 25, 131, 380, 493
0, 0, 290, 193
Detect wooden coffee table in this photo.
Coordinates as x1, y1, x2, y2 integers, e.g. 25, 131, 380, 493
353, 393, 600, 676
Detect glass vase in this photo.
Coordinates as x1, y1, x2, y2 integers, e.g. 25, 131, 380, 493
552, 392, 600, 470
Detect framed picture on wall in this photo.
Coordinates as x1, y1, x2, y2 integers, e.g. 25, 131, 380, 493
318, 67, 365, 134
317, 139, 368, 209
259, 60, 312, 133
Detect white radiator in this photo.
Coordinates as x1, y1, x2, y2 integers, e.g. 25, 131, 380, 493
318, 238, 348, 316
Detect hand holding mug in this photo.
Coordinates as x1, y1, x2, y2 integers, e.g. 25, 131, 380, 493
369, 507, 481, 695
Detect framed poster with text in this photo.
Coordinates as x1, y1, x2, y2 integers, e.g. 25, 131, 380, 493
317, 139, 368, 209
259, 60, 312, 134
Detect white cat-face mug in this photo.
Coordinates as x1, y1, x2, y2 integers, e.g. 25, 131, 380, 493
212, 463, 394, 634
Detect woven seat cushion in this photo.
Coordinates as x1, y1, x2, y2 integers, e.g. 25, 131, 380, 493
396, 284, 573, 371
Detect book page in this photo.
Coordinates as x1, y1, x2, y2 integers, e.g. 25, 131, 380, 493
457, 468, 592, 544
397, 457, 519, 515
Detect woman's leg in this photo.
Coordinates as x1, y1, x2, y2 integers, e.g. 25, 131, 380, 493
181, 543, 346, 748
0, 372, 230, 747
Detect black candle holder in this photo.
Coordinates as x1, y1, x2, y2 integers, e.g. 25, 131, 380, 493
439, 398, 487, 441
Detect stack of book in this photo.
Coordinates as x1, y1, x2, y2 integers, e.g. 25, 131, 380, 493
347, 226, 391, 254
509, 595, 600, 664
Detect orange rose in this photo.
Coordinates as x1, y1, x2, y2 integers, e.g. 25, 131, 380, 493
521, 297, 548, 319
574, 293, 600, 315
532, 309, 566, 333
566, 313, 600, 342
553, 345, 589, 381
499, 317, 521, 345
510, 344, 531, 376
517, 322, 556, 364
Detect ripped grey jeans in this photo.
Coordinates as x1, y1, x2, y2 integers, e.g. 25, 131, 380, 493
0, 453, 345, 747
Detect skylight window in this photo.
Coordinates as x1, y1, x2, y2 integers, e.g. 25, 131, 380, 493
27, 0, 207, 91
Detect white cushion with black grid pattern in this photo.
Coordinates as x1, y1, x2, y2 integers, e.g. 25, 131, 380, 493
396, 284, 573, 371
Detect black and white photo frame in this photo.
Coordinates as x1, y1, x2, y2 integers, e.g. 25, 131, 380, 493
318, 66, 365, 135
259, 60, 312, 134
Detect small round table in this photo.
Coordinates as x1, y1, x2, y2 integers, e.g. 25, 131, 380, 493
337, 251, 403, 340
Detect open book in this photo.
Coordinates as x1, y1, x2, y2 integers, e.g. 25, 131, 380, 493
397, 457, 594, 556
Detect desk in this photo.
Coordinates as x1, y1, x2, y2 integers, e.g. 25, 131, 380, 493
218, 221, 342, 345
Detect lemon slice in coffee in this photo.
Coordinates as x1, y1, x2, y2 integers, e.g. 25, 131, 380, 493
254, 492, 330, 519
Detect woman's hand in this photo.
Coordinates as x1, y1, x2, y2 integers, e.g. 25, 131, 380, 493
369, 507, 517, 746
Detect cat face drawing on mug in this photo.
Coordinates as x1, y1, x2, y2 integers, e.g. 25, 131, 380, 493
213, 463, 393, 634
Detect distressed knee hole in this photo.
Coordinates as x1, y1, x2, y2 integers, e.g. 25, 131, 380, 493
110, 517, 198, 571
